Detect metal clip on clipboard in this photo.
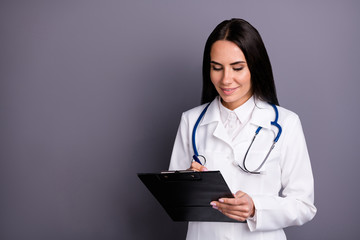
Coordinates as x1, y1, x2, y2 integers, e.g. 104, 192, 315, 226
158, 170, 201, 181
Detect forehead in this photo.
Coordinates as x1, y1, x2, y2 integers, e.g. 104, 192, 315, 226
210, 40, 246, 62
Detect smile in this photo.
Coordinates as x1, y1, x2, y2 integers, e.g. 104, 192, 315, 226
220, 87, 239, 95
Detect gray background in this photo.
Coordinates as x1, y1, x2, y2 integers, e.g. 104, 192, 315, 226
1, 0, 359, 239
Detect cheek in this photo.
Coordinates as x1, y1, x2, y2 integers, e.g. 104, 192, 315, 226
246, 72, 251, 85
210, 71, 221, 85
238, 71, 251, 86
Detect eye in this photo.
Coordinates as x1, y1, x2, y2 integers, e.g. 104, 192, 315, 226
211, 66, 223, 71
233, 67, 243, 71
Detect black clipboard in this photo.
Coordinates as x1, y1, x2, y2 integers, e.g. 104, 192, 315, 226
138, 170, 242, 222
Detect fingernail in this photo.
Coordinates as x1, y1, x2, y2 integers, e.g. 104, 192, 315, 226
219, 199, 224, 203
210, 202, 216, 206
212, 205, 218, 210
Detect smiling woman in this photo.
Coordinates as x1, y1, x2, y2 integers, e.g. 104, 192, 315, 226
201, 19, 278, 107
210, 40, 252, 110
168, 18, 316, 240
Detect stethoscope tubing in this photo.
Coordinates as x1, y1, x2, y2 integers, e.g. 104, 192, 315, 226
191, 103, 211, 159
192, 101, 282, 174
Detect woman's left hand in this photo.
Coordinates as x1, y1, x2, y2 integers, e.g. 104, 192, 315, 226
210, 190, 255, 222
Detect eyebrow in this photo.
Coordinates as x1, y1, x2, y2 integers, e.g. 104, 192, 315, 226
210, 60, 246, 65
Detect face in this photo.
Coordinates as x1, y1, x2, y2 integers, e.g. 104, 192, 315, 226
210, 40, 252, 110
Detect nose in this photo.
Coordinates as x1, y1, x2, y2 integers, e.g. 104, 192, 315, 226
221, 68, 233, 85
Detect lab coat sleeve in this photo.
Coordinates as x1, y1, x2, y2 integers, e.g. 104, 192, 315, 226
249, 114, 317, 231
169, 113, 193, 171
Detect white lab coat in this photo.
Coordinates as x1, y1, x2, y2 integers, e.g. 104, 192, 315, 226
169, 98, 316, 240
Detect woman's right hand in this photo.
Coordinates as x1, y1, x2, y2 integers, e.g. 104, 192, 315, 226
188, 161, 208, 172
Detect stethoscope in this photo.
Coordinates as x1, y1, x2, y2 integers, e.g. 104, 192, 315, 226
192, 102, 282, 174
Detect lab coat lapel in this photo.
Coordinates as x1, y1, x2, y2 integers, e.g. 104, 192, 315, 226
250, 100, 274, 131
200, 100, 232, 146
213, 121, 231, 144
199, 99, 275, 145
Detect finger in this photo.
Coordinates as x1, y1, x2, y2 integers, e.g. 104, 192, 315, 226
234, 192, 255, 217
217, 203, 252, 214
211, 202, 253, 220
211, 200, 248, 213
200, 166, 208, 171
218, 191, 247, 205
213, 198, 254, 218
220, 211, 248, 222
188, 161, 201, 171
217, 197, 248, 206
234, 191, 246, 198
210, 202, 249, 221
189, 161, 208, 172
214, 192, 255, 217
221, 204, 253, 215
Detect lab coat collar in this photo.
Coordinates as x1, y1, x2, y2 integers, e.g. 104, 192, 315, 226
199, 98, 228, 143
250, 99, 273, 130
199, 98, 221, 126
200, 97, 274, 130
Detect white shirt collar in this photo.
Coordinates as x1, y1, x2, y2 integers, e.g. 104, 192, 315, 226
200, 96, 274, 130
218, 96, 255, 125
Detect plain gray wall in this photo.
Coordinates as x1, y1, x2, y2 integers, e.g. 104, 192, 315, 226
1, 0, 359, 239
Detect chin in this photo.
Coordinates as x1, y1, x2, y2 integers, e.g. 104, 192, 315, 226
220, 95, 237, 103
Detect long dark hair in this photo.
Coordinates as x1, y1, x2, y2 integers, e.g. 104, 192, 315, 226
201, 18, 279, 106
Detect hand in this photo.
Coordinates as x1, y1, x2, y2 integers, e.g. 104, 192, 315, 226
210, 190, 255, 222
188, 161, 208, 172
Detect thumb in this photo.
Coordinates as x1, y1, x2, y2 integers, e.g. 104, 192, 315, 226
200, 166, 208, 171
234, 190, 246, 198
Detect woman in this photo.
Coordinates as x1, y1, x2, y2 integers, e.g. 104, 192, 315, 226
169, 18, 316, 239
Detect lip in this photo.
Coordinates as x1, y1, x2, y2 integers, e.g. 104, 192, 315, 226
220, 87, 239, 95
